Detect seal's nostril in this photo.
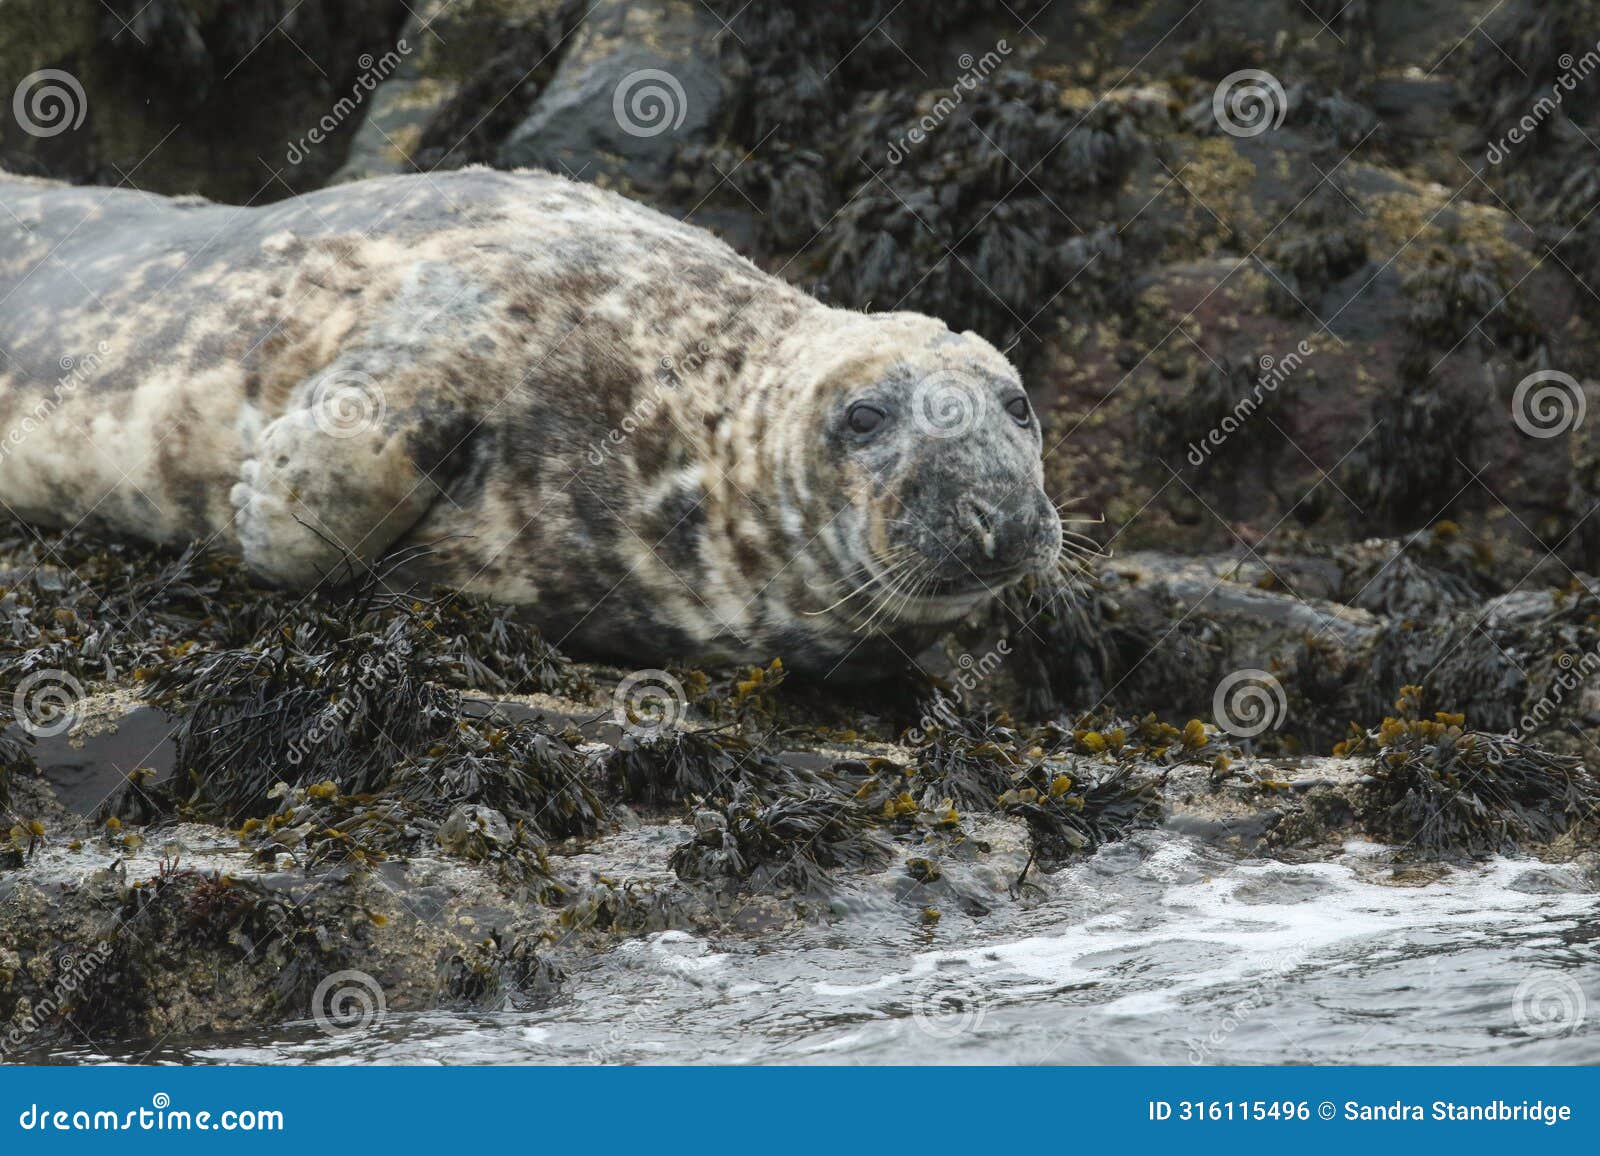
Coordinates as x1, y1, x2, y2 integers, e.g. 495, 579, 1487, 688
958, 497, 999, 559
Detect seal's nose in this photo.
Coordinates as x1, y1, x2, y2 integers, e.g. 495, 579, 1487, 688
957, 496, 999, 559
940, 488, 1050, 575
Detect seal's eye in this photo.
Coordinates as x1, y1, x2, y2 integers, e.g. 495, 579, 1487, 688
847, 402, 886, 435
1004, 396, 1032, 426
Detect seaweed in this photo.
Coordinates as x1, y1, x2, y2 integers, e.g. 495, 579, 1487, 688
1285, 0, 1377, 87
1142, 352, 1297, 497
1336, 687, 1600, 858
0, 723, 32, 812
1259, 176, 1368, 313
443, 930, 564, 1009
1469, 0, 1600, 163
701, 0, 1015, 141
1363, 585, 1600, 739
420, 597, 577, 696
413, 0, 585, 171
907, 708, 1028, 811
144, 612, 461, 820
1397, 248, 1545, 380
391, 716, 603, 842
902, 706, 1167, 866
602, 727, 799, 809
1343, 376, 1480, 534
811, 74, 1140, 359
1336, 541, 1484, 619
999, 760, 1163, 864
137, 580, 585, 827
669, 786, 893, 894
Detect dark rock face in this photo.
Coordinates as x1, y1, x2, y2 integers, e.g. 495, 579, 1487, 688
0, 0, 411, 200
496, 0, 726, 187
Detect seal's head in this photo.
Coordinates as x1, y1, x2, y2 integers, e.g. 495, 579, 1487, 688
770, 312, 1062, 640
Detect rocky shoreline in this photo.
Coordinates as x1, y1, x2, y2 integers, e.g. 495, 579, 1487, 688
2, 529, 1596, 1058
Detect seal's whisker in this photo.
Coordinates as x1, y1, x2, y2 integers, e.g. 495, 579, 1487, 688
889, 568, 938, 629
855, 558, 929, 634
852, 566, 913, 632
804, 549, 919, 617
1060, 531, 1109, 556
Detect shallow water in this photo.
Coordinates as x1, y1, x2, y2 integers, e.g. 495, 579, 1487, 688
33, 836, 1600, 1065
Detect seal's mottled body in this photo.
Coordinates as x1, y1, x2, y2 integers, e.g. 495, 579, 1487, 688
0, 168, 1057, 670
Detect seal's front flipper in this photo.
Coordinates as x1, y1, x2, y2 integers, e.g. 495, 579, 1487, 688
230, 384, 471, 590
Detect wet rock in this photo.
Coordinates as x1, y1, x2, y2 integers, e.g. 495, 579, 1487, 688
1111, 551, 1379, 652
436, 803, 516, 858
496, 0, 725, 190
333, 0, 568, 182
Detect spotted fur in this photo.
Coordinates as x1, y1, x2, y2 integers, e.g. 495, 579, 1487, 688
0, 168, 1059, 672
